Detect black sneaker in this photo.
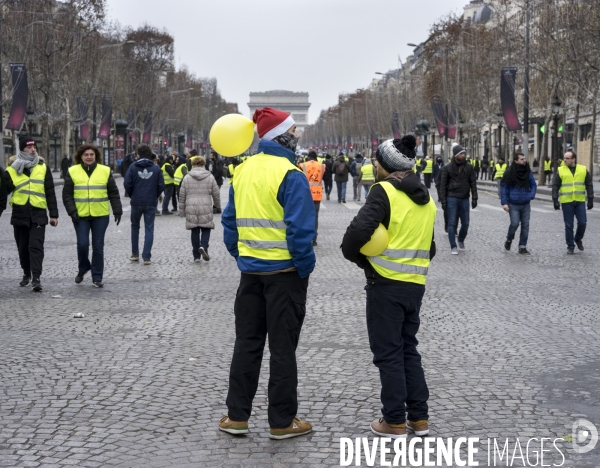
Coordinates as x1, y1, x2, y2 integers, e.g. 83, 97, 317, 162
504, 239, 512, 251
32, 278, 42, 292
567, 246, 575, 255
75, 269, 90, 284
19, 275, 31, 287
575, 240, 584, 251
518, 247, 530, 255
93, 281, 104, 288
199, 247, 210, 261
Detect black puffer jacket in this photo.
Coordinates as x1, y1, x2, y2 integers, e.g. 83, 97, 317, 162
438, 159, 478, 204
62, 162, 122, 218
341, 171, 436, 284
1, 157, 59, 226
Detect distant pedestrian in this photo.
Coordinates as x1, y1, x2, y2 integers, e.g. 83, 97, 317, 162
421, 156, 433, 188
438, 143, 478, 255
124, 144, 165, 265
350, 153, 363, 201
210, 150, 224, 188
500, 152, 536, 255
543, 156, 552, 185
552, 150, 594, 254
63, 144, 123, 287
481, 156, 489, 180
300, 150, 325, 245
323, 154, 333, 200
472, 157, 480, 180
173, 156, 189, 213
178, 156, 220, 262
332, 153, 351, 203
1, 136, 59, 291
432, 156, 444, 189
60, 155, 71, 179
492, 157, 507, 198
357, 157, 375, 198
341, 135, 437, 439
161, 155, 176, 215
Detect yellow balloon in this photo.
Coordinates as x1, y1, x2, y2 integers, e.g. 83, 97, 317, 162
360, 223, 389, 257
209, 114, 255, 156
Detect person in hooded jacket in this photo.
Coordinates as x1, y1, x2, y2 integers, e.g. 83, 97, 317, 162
323, 154, 333, 200
178, 156, 221, 262
62, 144, 122, 287
341, 135, 436, 439
432, 156, 444, 189
1, 136, 59, 291
210, 150, 224, 189
124, 144, 165, 264
332, 153, 351, 203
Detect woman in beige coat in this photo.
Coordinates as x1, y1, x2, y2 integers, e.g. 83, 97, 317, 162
178, 156, 221, 262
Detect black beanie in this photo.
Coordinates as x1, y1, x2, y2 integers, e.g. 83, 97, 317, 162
452, 143, 466, 158
19, 135, 36, 151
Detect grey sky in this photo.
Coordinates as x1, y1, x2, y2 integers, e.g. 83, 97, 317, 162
105, 0, 469, 123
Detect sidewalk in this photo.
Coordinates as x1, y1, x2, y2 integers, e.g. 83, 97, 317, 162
476, 177, 600, 203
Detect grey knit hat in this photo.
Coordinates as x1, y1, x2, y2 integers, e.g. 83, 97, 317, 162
376, 135, 417, 173
452, 143, 466, 158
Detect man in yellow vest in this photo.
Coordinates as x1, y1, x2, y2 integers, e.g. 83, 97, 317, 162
543, 156, 552, 184
220, 107, 315, 440
1, 136, 59, 291
422, 156, 433, 188
357, 157, 375, 198
342, 135, 436, 439
492, 156, 507, 198
160, 155, 176, 215
552, 150, 594, 254
63, 144, 122, 287
173, 158, 188, 213
300, 151, 324, 246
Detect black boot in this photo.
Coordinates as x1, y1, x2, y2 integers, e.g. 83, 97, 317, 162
20, 274, 31, 287
32, 277, 42, 292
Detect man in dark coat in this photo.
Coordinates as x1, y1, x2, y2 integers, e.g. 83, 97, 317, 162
60, 155, 71, 179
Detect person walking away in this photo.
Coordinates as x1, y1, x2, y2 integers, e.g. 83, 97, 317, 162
472, 157, 480, 180
63, 144, 123, 287
543, 156, 552, 185
160, 155, 176, 215
178, 156, 220, 262
341, 135, 436, 439
1, 136, 59, 291
332, 153, 351, 203
323, 154, 333, 200
438, 143, 478, 255
300, 150, 324, 246
60, 154, 71, 179
221, 107, 316, 439
173, 157, 189, 213
124, 144, 164, 265
481, 156, 489, 181
210, 150, 224, 189
357, 157, 375, 199
492, 157, 507, 198
422, 156, 433, 188
500, 152, 536, 255
350, 154, 363, 201
432, 156, 444, 189
552, 150, 594, 254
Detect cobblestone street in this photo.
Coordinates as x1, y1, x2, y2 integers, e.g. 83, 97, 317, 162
1, 179, 600, 467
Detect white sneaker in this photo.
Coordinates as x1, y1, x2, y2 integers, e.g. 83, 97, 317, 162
451, 247, 459, 255
457, 241, 465, 251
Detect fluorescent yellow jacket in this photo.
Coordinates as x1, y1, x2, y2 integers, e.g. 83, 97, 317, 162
162, 163, 174, 185
558, 164, 587, 203
7, 163, 48, 209
494, 163, 507, 179
360, 163, 375, 182
69, 164, 111, 217
174, 164, 187, 186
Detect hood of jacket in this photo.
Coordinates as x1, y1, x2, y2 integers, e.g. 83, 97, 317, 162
134, 158, 155, 169
384, 170, 431, 205
188, 167, 211, 181
257, 139, 295, 165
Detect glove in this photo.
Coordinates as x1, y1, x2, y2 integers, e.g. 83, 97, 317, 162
114, 214, 121, 226
441, 203, 447, 211
588, 200, 594, 210
471, 199, 477, 209
71, 213, 79, 225
553, 200, 560, 211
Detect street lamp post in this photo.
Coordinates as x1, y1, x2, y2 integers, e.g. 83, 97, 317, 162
551, 95, 562, 172
51, 130, 59, 172
497, 111, 504, 161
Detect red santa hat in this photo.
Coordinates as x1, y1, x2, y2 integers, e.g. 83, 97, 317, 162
252, 107, 295, 141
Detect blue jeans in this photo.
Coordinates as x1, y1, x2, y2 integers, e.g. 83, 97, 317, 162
446, 197, 470, 248
364, 184, 373, 197
507, 203, 531, 247
191, 227, 211, 259
365, 281, 428, 424
73, 216, 109, 281
131, 205, 156, 260
561, 201, 587, 248
162, 184, 174, 213
336, 181, 347, 201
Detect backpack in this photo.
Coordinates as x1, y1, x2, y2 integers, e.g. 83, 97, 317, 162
335, 162, 347, 176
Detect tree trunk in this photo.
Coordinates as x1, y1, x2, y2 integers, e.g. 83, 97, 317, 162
573, 101, 579, 154
538, 114, 552, 185
589, 101, 596, 179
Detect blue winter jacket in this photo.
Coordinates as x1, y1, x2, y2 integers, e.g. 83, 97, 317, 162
222, 140, 316, 279
501, 172, 537, 205
124, 158, 165, 206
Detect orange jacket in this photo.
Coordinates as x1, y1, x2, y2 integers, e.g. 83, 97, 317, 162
301, 160, 325, 201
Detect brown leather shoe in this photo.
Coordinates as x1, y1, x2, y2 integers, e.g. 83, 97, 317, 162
370, 418, 406, 438
269, 417, 312, 440
218, 415, 248, 435
407, 419, 429, 436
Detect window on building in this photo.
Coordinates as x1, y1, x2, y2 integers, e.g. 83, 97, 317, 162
580, 124, 592, 141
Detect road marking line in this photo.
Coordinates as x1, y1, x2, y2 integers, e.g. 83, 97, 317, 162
477, 203, 505, 212
531, 207, 552, 213
343, 202, 360, 210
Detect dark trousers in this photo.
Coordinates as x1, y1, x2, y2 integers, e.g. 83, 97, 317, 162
481, 167, 488, 180
190, 227, 211, 259
226, 272, 309, 428
423, 173, 432, 188
475, 169, 480, 180
336, 181, 347, 201
365, 280, 428, 424
131, 205, 156, 260
162, 184, 174, 213
73, 216, 110, 281
562, 201, 587, 248
324, 179, 333, 197
507, 203, 531, 248
313, 201, 320, 240
14, 224, 46, 278
446, 196, 470, 248
172, 185, 180, 210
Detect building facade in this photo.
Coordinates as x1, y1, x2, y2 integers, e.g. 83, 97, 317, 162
248, 91, 311, 135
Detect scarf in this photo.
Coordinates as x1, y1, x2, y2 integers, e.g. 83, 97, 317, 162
502, 162, 530, 190
11, 151, 40, 175
448, 158, 466, 181
271, 132, 298, 152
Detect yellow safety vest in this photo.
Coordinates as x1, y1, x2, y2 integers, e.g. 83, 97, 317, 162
233, 154, 301, 261
174, 164, 187, 185
228, 164, 235, 178
423, 160, 433, 174
544, 160, 552, 171
162, 163, 174, 185
69, 164, 111, 217
558, 164, 587, 204
367, 181, 437, 285
494, 163, 507, 179
360, 163, 375, 181
7, 163, 48, 209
